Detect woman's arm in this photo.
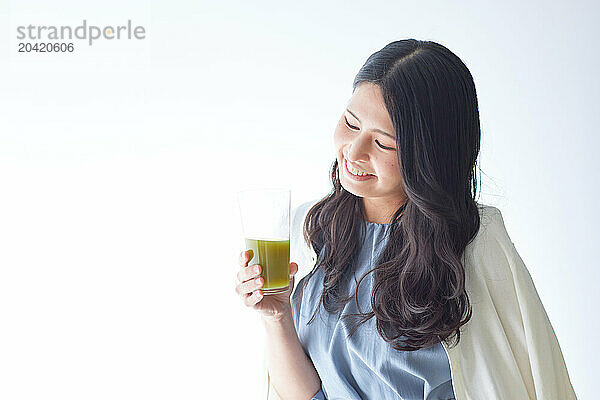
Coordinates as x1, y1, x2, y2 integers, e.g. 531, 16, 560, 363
262, 311, 322, 400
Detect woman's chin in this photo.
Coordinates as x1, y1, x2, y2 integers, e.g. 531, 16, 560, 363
340, 181, 369, 197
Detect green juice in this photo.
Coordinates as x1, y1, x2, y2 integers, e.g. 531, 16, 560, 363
244, 238, 290, 294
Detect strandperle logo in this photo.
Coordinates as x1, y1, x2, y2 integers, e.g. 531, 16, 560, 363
16, 20, 146, 46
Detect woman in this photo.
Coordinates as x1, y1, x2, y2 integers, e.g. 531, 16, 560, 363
234, 39, 577, 400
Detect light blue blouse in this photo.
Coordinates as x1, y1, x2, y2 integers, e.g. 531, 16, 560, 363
291, 221, 455, 400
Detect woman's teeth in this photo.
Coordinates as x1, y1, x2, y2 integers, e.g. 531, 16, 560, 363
347, 161, 371, 176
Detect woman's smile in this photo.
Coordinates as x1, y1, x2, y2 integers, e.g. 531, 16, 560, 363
344, 159, 376, 181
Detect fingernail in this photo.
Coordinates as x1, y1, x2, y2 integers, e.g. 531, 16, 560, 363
254, 265, 260, 273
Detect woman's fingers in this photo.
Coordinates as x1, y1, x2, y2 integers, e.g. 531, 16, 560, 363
243, 290, 264, 307
236, 275, 264, 296
238, 250, 249, 266
236, 261, 261, 284
235, 255, 299, 301
238, 250, 254, 267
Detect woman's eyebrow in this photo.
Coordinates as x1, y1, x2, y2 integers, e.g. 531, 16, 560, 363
346, 108, 395, 140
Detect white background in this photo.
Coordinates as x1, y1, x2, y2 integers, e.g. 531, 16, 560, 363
0, 0, 596, 398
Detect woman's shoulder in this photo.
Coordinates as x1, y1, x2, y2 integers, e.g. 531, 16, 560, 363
475, 202, 503, 229
467, 203, 517, 281
472, 203, 512, 248
290, 199, 513, 277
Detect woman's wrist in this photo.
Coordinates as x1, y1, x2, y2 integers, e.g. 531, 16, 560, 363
260, 306, 294, 326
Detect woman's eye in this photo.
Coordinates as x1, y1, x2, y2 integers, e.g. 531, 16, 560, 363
375, 140, 396, 151
344, 116, 359, 130
345, 116, 395, 150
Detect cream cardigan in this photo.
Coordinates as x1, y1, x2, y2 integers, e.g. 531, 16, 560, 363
262, 200, 578, 400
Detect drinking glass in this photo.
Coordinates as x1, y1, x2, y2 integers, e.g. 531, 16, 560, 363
237, 188, 291, 295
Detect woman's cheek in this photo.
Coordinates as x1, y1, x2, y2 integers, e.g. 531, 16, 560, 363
333, 130, 342, 149
333, 124, 347, 148
383, 161, 399, 179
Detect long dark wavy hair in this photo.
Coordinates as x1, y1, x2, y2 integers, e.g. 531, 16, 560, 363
299, 39, 483, 351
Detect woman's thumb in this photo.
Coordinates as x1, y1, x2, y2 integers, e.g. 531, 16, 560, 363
289, 262, 298, 275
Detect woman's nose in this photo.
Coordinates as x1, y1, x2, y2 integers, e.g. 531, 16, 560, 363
346, 135, 371, 162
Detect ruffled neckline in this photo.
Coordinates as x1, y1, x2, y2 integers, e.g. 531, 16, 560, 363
364, 220, 393, 228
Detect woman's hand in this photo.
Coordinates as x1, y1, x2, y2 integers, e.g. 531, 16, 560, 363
235, 250, 298, 323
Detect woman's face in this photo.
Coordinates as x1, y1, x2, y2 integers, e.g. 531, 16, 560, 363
333, 82, 406, 205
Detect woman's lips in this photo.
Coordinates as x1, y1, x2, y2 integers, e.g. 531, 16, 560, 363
344, 159, 375, 181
